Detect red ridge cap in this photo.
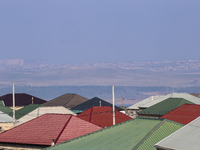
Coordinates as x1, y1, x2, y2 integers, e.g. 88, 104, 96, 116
89, 107, 93, 122
55, 115, 73, 144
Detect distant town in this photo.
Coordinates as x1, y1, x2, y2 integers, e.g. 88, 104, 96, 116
0, 59, 200, 72
0, 59, 200, 103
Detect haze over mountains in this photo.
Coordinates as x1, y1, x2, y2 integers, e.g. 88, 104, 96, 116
0, 59, 200, 87
0, 59, 200, 105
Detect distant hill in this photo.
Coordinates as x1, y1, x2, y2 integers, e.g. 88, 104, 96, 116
0, 59, 200, 87
0, 85, 199, 106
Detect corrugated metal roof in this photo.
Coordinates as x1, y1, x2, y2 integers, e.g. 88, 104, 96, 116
43, 118, 183, 150
0, 110, 13, 122
18, 106, 76, 125
160, 104, 200, 125
155, 116, 200, 150
0, 114, 102, 146
77, 106, 132, 127
128, 95, 164, 109
141, 93, 200, 108
128, 93, 200, 110
138, 98, 194, 116
9, 104, 44, 119
71, 97, 122, 111
136, 120, 183, 150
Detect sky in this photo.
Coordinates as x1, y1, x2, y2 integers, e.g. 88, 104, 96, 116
0, 0, 200, 64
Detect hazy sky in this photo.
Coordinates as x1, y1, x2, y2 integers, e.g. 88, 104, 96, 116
0, 0, 200, 64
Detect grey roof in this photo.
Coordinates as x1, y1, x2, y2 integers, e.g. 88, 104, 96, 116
71, 97, 122, 111
128, 93, 200, 109
18, 106, 76, 125
43, 93, 88, 108
155, 116, 200, 150
0, 110, 13, 123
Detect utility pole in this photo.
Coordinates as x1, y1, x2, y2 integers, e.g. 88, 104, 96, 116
112, 85, 115, 125
12, 82, 15, 127
122, 98, 124, 109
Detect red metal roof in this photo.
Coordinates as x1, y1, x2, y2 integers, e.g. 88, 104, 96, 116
77, 106, 132, 128
160, 104, 200, 125
0, 114, 102, 146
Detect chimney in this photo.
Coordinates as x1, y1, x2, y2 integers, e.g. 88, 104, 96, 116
51, 139, 55, 146
122, 98, 124, 109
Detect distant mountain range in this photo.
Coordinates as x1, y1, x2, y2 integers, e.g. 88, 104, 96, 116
0, 59, 200, 105
0, 59, 200, 87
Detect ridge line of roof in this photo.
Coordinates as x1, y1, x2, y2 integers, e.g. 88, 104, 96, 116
55, 115, 73, 144
62, 94, 76, 107
132, 119, 165, 150
89, 107, 93, 122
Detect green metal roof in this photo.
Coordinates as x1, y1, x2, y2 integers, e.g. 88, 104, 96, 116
9, 104, 44, 119
70, 110, 83, 114
0, 100, 5, 106
0, 105, 12, 114
135, 120, 183, 150
42, 117, 183, 150
138, 98, 194, 116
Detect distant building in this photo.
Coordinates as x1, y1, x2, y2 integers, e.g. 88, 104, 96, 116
0, 59, 24, 66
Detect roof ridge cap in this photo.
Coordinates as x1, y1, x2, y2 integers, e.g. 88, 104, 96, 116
63, 94, 76, 107
55, 115, 73, 144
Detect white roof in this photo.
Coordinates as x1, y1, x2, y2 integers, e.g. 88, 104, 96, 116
18, 106, 76, 125
155, 116, 200, 150
0, 111, 13, 123
128, 93, 200, 109
128, 95, 164, 109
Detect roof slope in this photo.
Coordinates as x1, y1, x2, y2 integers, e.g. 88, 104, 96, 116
0, 110, 13, 123
43, 118, 183, 150
160, 104, 200, 125
0, 114, 102, 146
71, 97, 122, 111
9, 104, 44, 119
43, 93, 88, 108
0, 105, 12, 115
77, 106, 132, 127
138, 98, 194, 116
0, 93, 47, 107
18, 106, 76, 125
129, 93, 200, 109
128, 95, 164, 109
155, 116, 200, 150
